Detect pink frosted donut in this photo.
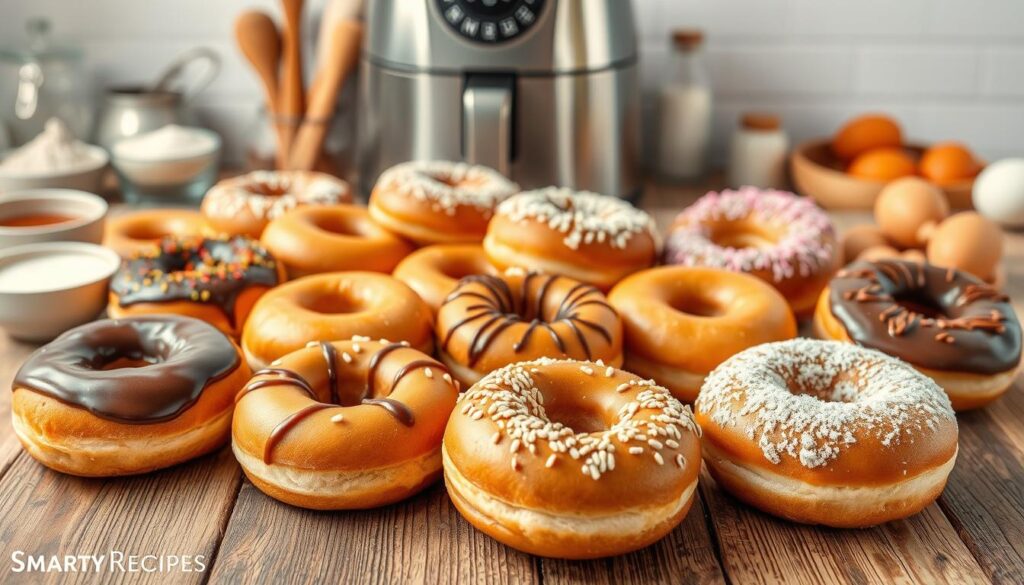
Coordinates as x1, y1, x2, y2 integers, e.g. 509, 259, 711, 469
664, 187, 838, 317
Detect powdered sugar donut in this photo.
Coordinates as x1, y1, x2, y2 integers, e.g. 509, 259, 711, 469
665, 187, 838, 317
202, 170, 352, 238
369, 161, 519, 245
484, 188, 659, 291
695, 339, 958, 528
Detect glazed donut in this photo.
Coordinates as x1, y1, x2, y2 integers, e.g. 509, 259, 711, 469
484, 188, 659, 291
108, 235, 284, 338
11, 316, 250, 476
103, 208, 204, 258
392, 244, 499, 312
814, 260, 1022, 411
368, 161, 519, 245
233, 338, 458, 509
444, 358, 702, 559
261, 204, 414, 278
437, 270, 623, 386
664, 187, 839, 317
695, 339, 958, 528
608, 266, 797, 403
202, 170, 352, 238
241, 271, 434, 370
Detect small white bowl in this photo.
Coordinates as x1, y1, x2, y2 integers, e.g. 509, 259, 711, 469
112, 129, 221, 203
0, 144, 109, 193
0, 189, 108, 249
0, 242, 120, 342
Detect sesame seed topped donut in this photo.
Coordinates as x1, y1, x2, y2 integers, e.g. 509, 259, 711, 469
443, 357, 701, 559
484, 188, 659, 291
665, 187, 838, 316
695, 339, 958, 527
369, 161, 520, 245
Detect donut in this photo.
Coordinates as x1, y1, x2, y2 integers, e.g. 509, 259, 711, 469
11, 316, 250, 476
368, 161, 519, 245
241, 272, 434, 370
261, 204, 413, 279
108, 235, 284, 338
484, 188, 659, 291
814, 260, 1022, 411
202, 170, 352, 238
103, 208, 204, 258
436, 270, 623, 386
608, 266, 797, 403
443, 358, 702, 559
392, 244, 500, 312
695, 339, 958, 528
664, 187, 839, 317
233, 338, 458, 509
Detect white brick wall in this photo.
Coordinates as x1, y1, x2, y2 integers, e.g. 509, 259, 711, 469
2, 0, 1023, 165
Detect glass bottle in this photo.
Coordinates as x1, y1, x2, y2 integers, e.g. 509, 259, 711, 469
655, 29, 713, 182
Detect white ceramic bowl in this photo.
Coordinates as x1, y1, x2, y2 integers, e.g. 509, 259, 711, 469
0, 189, 108, 249
0, 144, 109, 193
0, 242, 120, 342
111, 129, 221, 202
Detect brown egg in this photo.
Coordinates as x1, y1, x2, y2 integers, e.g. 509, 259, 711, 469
847, 148, 918, 182
832, 114, 903, 162
857, 245, 901, 262
919, 142, 983, 186
874, 177, 949, 248
840, 224, 889, 264
926, 212, 1003, 281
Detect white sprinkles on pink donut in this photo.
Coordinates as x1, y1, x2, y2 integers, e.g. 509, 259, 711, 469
664, 187, 835, 282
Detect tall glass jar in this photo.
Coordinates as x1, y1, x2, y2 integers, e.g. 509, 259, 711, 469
655, 29, 713, 182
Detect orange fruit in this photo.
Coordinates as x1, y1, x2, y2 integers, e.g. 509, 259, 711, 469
832, 114, 903, 162
919, 142, 982, 185
847, 148, 917, 182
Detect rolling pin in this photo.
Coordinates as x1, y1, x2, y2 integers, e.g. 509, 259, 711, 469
278, 0, 306, 166
234, 10, 288, 169
289, 19, 363, 172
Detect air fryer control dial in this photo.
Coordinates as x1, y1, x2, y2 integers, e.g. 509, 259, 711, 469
436, 0, 545, 44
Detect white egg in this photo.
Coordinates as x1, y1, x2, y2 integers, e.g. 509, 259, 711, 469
973, 158, 1024, 228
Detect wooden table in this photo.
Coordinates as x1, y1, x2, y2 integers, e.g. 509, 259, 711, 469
0, 182, 1021, 585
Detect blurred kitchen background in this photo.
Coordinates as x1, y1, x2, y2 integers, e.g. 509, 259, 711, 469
1, 0, 1022, 167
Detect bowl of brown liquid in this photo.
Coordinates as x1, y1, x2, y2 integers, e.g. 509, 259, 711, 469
0, 189, 108, 249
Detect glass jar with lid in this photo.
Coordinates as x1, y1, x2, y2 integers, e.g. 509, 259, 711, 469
655, 29, 713, 182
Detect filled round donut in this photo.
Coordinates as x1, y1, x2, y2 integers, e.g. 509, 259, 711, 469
484, 188, 659, 291
695, 339, 958, 528
814, 259, 1022, 411
108, 235, 284, 338
233, 338, 459, 509
241, 271, 434, 370
444, 358, 701, 559
368, 161, 519, 245
261, 204, 414, 278
202, 170, 352, 238
664, 187, 839, 317
103, 208, 204, 258
608, 266, 797, 403
392, 244, 500, 312
11, 316, 250, 476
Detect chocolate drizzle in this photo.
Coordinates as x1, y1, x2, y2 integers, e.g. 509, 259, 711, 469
13, 316, 240, 423
441, 272, 618, 366
828, 260, 1021, 374
112, 236, 279, 327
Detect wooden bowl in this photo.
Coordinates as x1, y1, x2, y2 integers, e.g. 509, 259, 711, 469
790, 139, 975, 210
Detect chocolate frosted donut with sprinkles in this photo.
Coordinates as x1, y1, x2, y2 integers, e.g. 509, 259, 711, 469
814, 259, 1022, 411
443, 358, 701, 559
369, 161, 519, 245
664, 187, 838, 317
695, 339, 958, 528
108, 235, 284, 338
484, 188, 659, 291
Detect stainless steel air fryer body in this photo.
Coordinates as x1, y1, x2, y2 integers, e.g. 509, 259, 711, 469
356, 0, 641, 198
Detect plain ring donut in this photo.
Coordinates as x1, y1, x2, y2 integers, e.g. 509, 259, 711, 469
102, 208, 204, 258
695, 339, 958, 528
233, 338, 459, 509
392, 244, 500, 312
443, 358, 702, 559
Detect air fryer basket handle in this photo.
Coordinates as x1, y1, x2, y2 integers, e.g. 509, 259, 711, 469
462, 74, 514, 175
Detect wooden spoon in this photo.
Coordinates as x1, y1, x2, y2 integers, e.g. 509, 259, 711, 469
289, 20, 363, 171
279, 0, 306, 167
234, 10, 288, 168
